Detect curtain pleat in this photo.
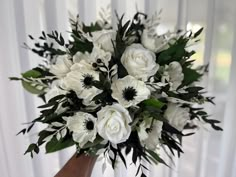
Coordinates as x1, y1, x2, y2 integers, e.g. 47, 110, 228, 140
0, 0, 235, 177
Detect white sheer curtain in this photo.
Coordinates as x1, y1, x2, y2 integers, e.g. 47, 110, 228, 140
0, 0, 236, 177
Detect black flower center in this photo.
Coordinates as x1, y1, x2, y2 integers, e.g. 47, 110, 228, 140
86, 120, 94, 131
122, 87, 137, 101
82, 74, 94, 89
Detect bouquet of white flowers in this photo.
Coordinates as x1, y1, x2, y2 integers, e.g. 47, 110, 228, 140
11, 12, 222, 176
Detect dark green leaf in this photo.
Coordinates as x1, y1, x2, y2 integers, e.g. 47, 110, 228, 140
194, 27, 204, 38
186, 86, 204, 93
146, 150, 169, 167
141, 173, 147, 177
46, 136, 75, 153
22, 69, 41, 78
141, 99, 165, 109
48, 94, 65, 103
17, 128, 26, 135
24, 143, 38, 156
9, 77, 22, 81
182, 68, 202, 86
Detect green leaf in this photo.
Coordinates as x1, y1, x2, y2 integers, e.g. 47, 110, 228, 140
22, 69, 41, 78
141, 99, 165, 109
194, 27, 204, 38
21, 80, 44, 94
146, 150, 169, 167
48, 94, 65, 103
17, 128, 26, 135
82, 136, 103, 149
21, 80, 45, 94
185, 86, 204, 93
45, 136, 75, 153
9, 77, 22, 81
24, 143, 39, 157
182, 68, 202, 86
38, 130, 54, 145
201, 117, 223, 131
141, 173, 147, 177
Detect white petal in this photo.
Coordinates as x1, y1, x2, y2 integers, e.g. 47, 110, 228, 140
51, 122, 64, 127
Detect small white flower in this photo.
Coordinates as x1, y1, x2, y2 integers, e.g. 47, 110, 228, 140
164, 103, 190, 131
121, 44, 159, 81
111, 75, 150, 108
138, 118, 163, 150
50, 55, 73, 78
141, 29, 169, 53
162, 61, 184, 90
65, 112, 97, 147
92, 30, 116, 53
61, 61, 102, 105
96, 104, 132, 144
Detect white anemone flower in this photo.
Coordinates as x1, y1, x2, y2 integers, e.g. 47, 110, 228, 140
61, 61, 102, 105
91, 30, 116, 53
111, 75, 151, 108
164, 103, 190, 131
65, 112, 97, 147
138, 118, 163, 150
162, 61, 184, 90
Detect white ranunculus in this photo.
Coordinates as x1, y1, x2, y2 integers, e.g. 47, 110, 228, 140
65, 112, 97, 147
121, 44, 159, 81
96, 104, 132, 144
111, 75, 150, 108
141, 29, 169, 53
61, 61, 102, 105
92, 30, 116, 53
162, 61, 184, 90
138, 118, 163, 150
50, 55, 73, 78
164, 103, 190, 131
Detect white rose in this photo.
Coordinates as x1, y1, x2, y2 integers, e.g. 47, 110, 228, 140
164, 103, 190, 131
141, 29, 169, 53
65, 112, 97, 147
162, 61, 184, 90
111, 75, 150, 108
121, 44, 159, 81
72, 51, 91, 64
138, 118, 163, 150
92, 30, 116, 53
50, 55, 73, 78
61, 61, 102, 105
96, 104, 132, 144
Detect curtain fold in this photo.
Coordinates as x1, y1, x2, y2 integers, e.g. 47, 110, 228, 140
0, 0, 235, 177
